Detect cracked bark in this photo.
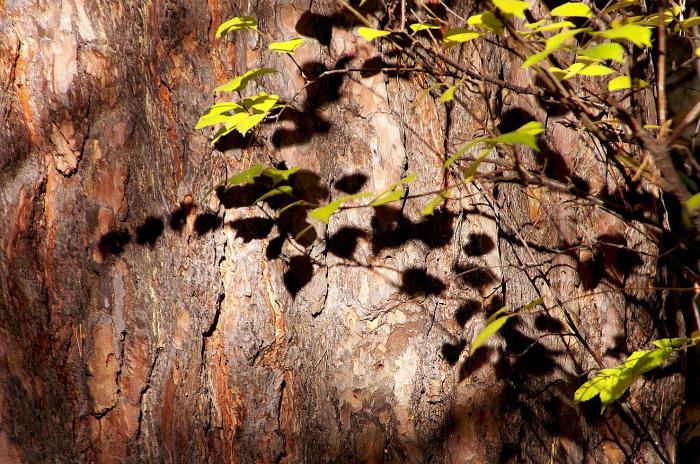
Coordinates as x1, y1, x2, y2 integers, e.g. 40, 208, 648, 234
0, 1, 688, 463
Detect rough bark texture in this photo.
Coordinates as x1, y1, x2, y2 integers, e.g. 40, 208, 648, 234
0, 0, 686, 463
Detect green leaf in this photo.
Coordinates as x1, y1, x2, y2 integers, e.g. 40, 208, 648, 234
439, 85, 457, 103
487, 121, 544, 151
225, 163, 265, 187
195, 103, 246, 129
523, 28, 590, 68
242, 92, 279, 112
213, 68, 277, 93
261, 166, 300, 185
523, 21, 576, 34
463, 148, 491, 182
370, 173, 416, 206
276, 199, 308, 218
574, 343, 674, 412
687, 193, 700, 213
309, 192, 372, 224
421, 190, 452, 216
216, 16, 258, 38
607, 75, 648, 91
560, 62, 615, 79
550, 2, 592, 18
467, 12, 504, 35
269, 38, 304, 54
601, 0, 638, 16
254, 185, 294, 204
493, 0, 530, 19
470, 307, 514, 355
357, 27, 391, 41
523, 49, 552, 68
410, 23, 440, 33
681, 17, 700, 29
597, 24, 652, 48
578, 42, 625, 63
697, 48, 700, 58
443, 137, 488, 170
443, 28, 482, 46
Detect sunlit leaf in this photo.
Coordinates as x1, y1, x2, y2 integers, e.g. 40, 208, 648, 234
440, 85, 457, 103
575, 63, 615, 77
358, 27, 391, 41
269, 38, 304, 53
601, 0, 638, 16
550, 2, 592, 18
410, 23, 440, 33
370, 173, 416, 206
213, 68, 277, 93
523, 21, 576, 34
421, 189, 452, 216
216, 16, 258, 38
523, 49, 552, 68
467, 12, 504, 35
443, 28, 482, 46
443, 137, 488, 169
261, 166, 300, 185
607, 75, 648, 91
487, 121, 544, 151
574, 341, 675, 412
639, 10, 675, 26
493, 0, 530, 19
578, 42, 625, 62
309, 192, 372, 224
225, 163, 265, 187
463, 148, 491, 182
597, 24, 652, 47
470, 307, 514, 355
545, 27, 591, 51
195, 104, 245, 129
254, 185, 294, 204
697, 48, 700, 58
687, 193, 700, 213
681, 17, 700, 29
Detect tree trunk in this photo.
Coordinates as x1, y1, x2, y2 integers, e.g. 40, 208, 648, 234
0, 1, 686, 463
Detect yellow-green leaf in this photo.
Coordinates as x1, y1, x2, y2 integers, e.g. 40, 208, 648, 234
523, 20, 576, 34
421, 190, 452, 216
696, 48, 700, 58
443, 28, 482, 46
254, 185, 294, 204
467, 12, 504, 35
410, 23, 440, 33
195, 103, 245, 129
487, 121, 544, 151
214, 68, 278, 93
493, 0, 530, 19
545, 27, 591, 51
681, 17, 700, 29
443, 137, 488, 169
607, 75, 648, 91
470, 307, 514, 355
216, 16, 257, 38
269, 38, 304, 54
225, 163, 265, 187
440, 85, 457, 103
687, 193, 700, 213
370, 173, 416, 206
463, 148, 491, 182
601, 0, 638, 16
358, 27, 391, 41
523, 49, 552, 68
576, 63, 615, 77
597, 24, 652, 47
309, 192, 372, 224
550, 2, 592, 18
578, 42, 625, 62
261, 166, 300, 185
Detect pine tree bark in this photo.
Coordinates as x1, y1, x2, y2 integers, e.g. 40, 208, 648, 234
0, 0, 686, 463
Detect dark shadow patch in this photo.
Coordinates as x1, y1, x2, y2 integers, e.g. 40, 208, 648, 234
98, 229, 131, 256
415, 210, 455, 248
228, 217, 275, 242
212, 131, 255, 152
295, 11, 333, 46
442, 339, 466, 366
289, 169, 329, 203
498, 107, 535, 134
534, 313, 565, 333
266, 235, 285, 260
194, 212, 222, 235
458, 345, 495, 380
327, 227, 366, 259
454, 263, 498, 292
334, 173, 368, 194
135, 216, 164, 246
463, 232, 495, 257
216, 183, 268, 209
400, 267, 446, 296
284, 255, 314, 297
455, 299, 481, 327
